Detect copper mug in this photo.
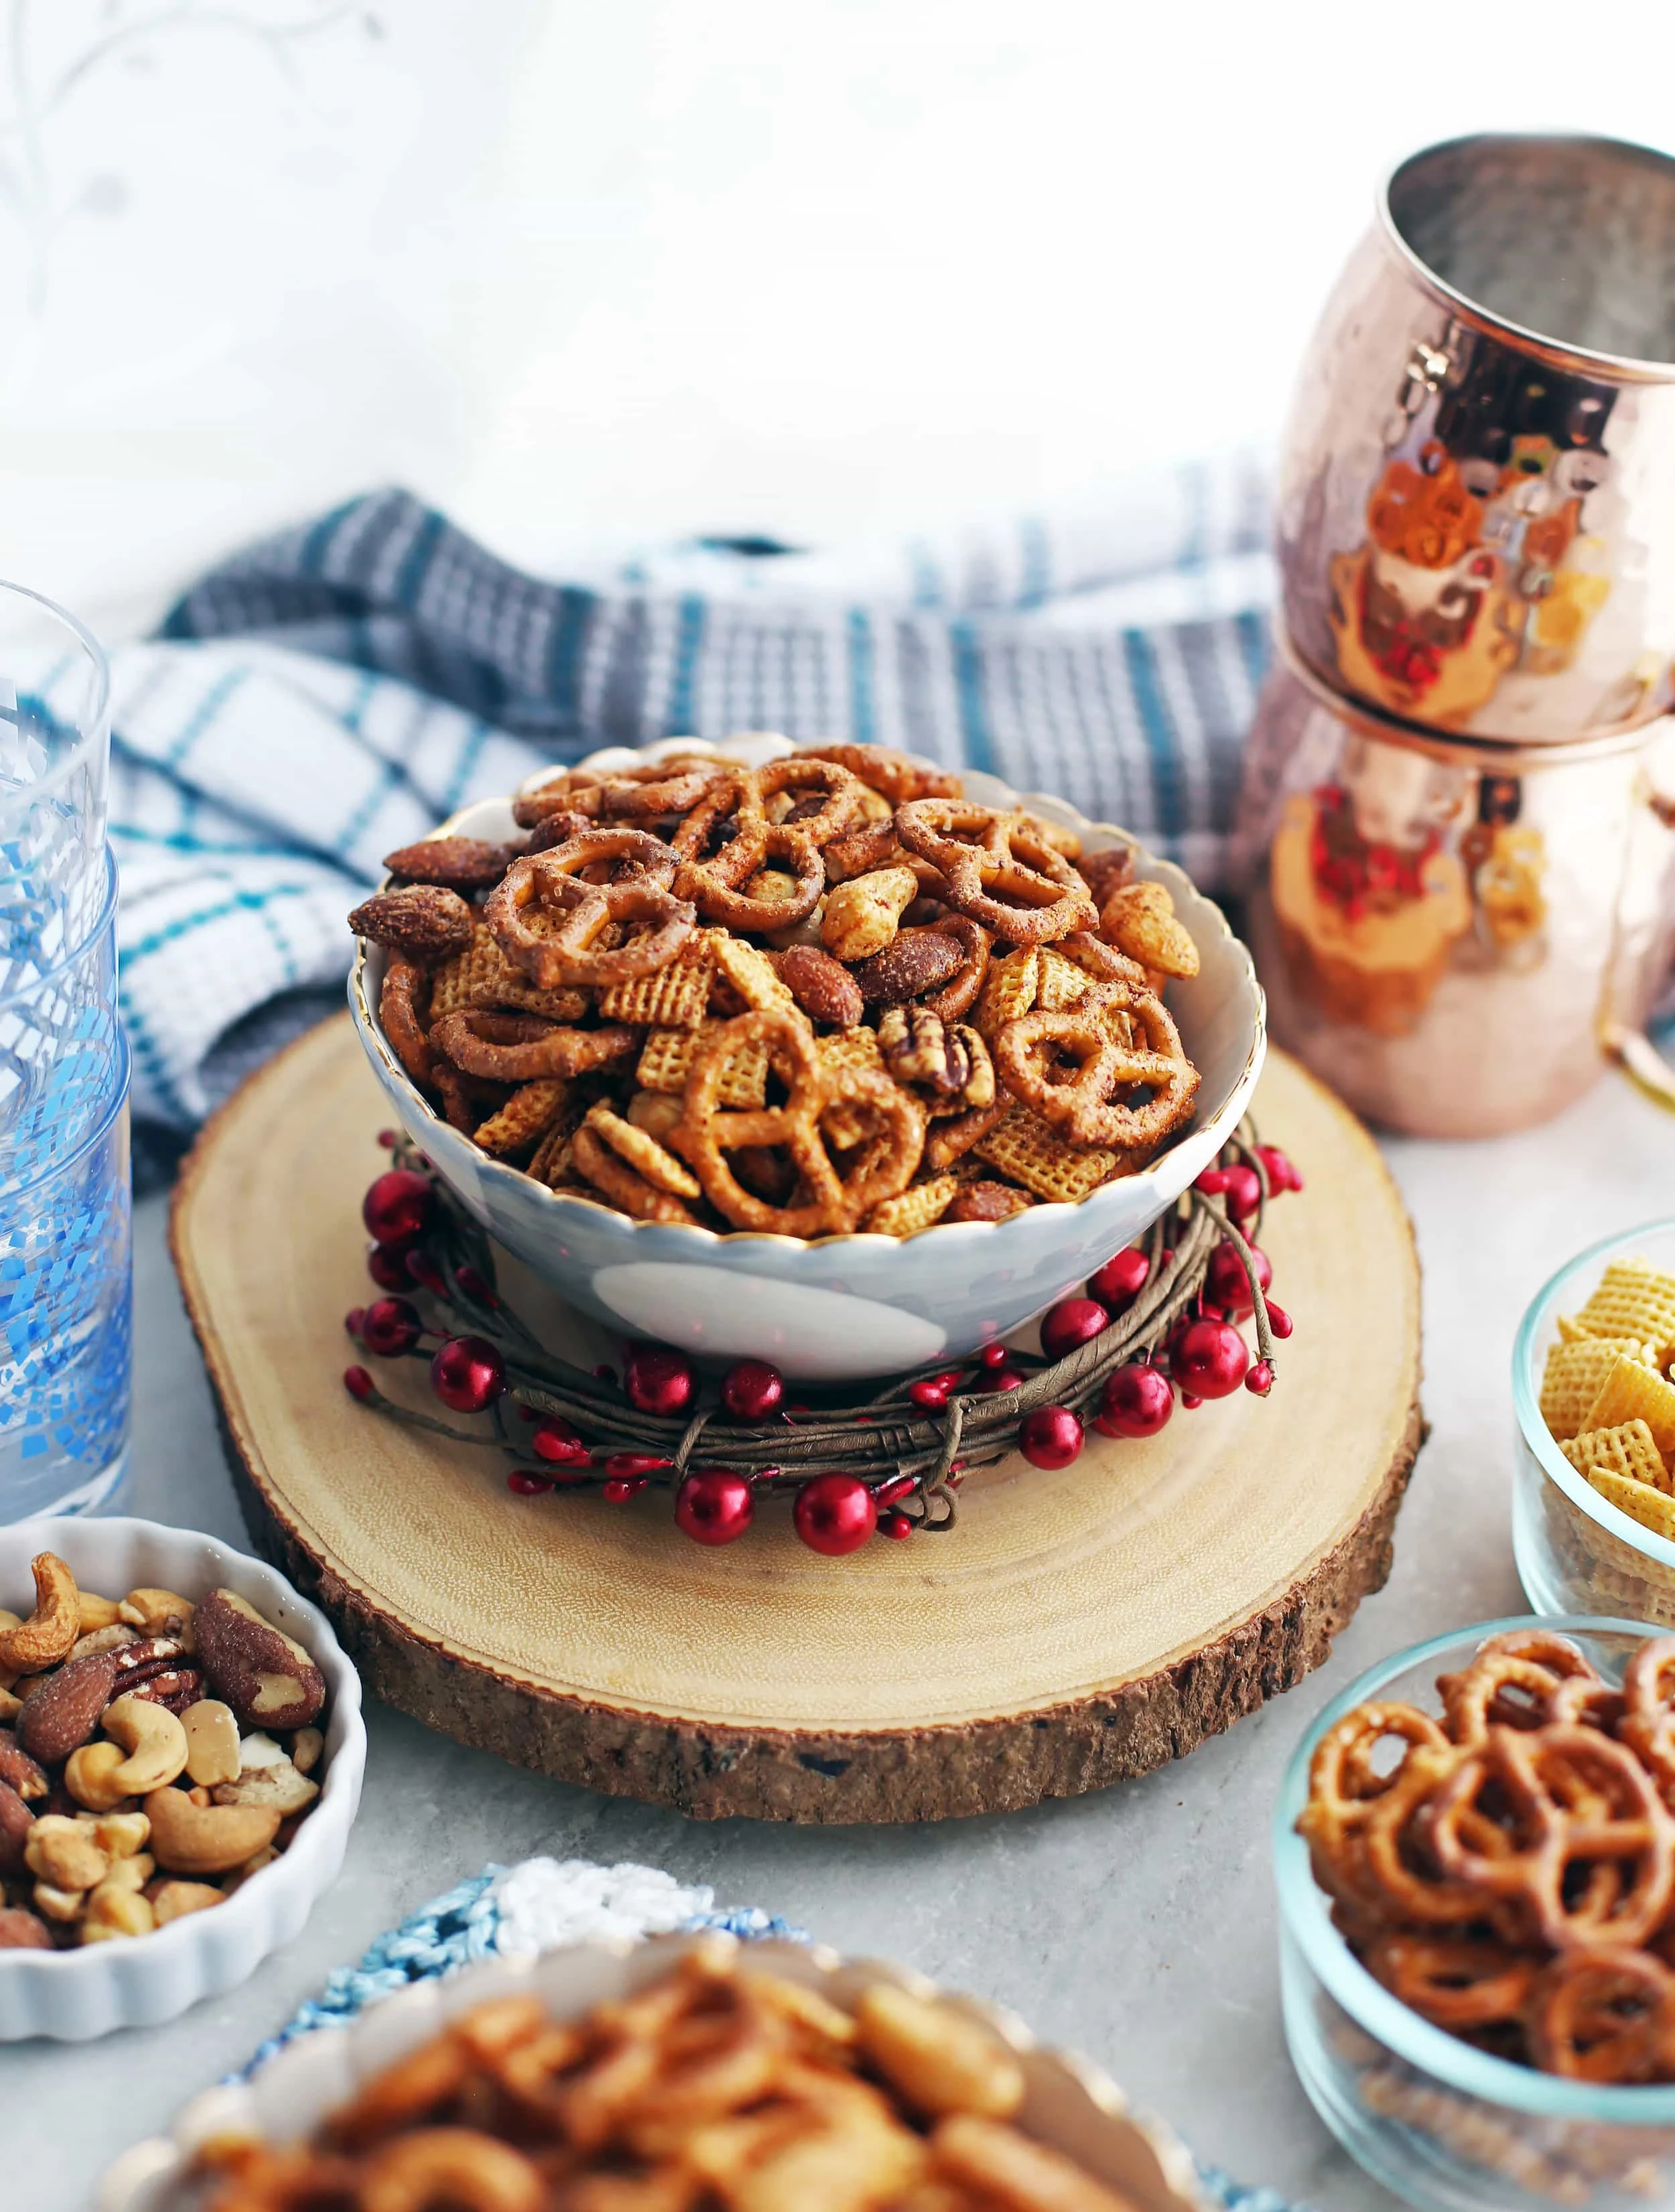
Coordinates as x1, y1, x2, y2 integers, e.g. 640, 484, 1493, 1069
1278, 133, 1675, 748
1231, 650, 1675, 1137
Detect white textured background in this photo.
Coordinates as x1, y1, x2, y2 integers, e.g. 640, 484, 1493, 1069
2, 0, 1673, 634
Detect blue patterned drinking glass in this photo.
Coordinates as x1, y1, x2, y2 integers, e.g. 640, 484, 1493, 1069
0, 583, 129, 1519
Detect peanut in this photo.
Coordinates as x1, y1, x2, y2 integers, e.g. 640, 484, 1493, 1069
25, 1816, 109, 1893
150, 1880, 225, 1926
80, 1883, 156, 1943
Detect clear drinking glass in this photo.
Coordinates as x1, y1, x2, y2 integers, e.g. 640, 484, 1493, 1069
0, 583, 129, 1519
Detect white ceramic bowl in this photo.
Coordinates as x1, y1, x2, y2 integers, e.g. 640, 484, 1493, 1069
350, 735, 1266, 1380
97, 1929, 1209, 2212
0, 1517, 365, 2042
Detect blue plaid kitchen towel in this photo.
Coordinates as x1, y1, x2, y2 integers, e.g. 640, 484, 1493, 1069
100, 462, 1271, 1139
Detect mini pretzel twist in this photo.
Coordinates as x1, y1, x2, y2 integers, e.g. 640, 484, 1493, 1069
669, 772, 772, 894
679, 824, 825, 930
485, 831, 695, 988
921, 915, 992, 1025
993, 983, 1199, 1150
1526, 1947, 1675, 2081
793, 742, 961, 805
1363, 1932, 1542, 2032
1296, 1702, 1457, 1923
429, 1009, 641, 1083
669, 1010, 926, 1235
513, 759, 729, 827
1621, 1635, 1675, 1798
894, 799, 1097, 944
1428, 1724, 1675, 1952
753, 754, 868, 845
379, 957, 435, 1088
1437, 1630, 1604, 1746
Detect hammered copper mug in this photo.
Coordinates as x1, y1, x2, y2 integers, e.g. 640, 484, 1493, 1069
1232, 653, 1675, 1137
1278, 133, 1675, 748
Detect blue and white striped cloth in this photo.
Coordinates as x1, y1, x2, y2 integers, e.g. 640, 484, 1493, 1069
111, 465, 1272, 1138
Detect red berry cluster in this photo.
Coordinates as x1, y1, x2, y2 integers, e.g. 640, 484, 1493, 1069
342, 1136, 1301, 1558
1010, 1141, 1302, 1469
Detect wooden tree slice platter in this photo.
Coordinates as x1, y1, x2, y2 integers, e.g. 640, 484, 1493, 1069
172, 1015, 1422, 1824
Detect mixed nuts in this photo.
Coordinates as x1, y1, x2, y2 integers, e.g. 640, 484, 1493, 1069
0, 1553, 328, 1951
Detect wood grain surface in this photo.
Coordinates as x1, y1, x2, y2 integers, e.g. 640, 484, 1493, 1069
171, 1014, 1422, 1822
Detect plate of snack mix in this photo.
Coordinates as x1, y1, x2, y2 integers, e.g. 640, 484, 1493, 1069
100, 1929, 1205, 2212
1276, 1619, 1675, 2209
0, 1521, 364, 2041
348, 735, 1264, 1376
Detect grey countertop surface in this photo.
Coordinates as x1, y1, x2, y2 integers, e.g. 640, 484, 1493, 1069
7, 1064, 1674, 2209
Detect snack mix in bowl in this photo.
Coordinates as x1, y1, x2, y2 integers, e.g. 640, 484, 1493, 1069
1276, 1620, 1675, 2211
1515, 1230, 1675, 1626
348, 743, 1206, 1239
0, 1551, 328, 1952
172, 1939, 1147, 2212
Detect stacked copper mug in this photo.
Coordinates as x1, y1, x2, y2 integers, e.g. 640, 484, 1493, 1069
1234, 133, 1675, 1136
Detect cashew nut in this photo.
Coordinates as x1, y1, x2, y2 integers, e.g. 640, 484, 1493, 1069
182, 1700, 241, 1787
291, 1727, 324, 1777
80, 1883, 156, 1943
151, 1880, 224, 1926
24, 1816, 110, 1893
0, 1554, 81, 1675
143, 1787, 280, 1876
119, 1589, 196, 1646
821, 866, 919, 963
213, 1758, 318, 1817
76, 1592, 125, 1635
102, 1696, 190, 1795
64, 1741, 133, 1814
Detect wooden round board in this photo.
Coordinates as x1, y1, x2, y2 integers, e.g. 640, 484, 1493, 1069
171, 1014, 1422, 1824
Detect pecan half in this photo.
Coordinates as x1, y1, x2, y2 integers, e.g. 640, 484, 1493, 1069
347, 884, 474, 965
877, 1006, 969, 1095
382, 836, 517, 890
775, 945, 864, 1028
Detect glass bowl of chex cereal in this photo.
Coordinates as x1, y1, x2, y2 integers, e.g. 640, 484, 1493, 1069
1514, 1227, 1675, 1624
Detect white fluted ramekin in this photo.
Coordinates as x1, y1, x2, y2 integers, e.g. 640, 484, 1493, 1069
0, 1517, 364, 2043
97, 1929, 1209, 2212
349, 735, 1266, 1380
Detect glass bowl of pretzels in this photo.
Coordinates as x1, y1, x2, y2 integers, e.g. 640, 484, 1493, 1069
347, 735, 1264, 1380
1514, 1224, 1675, 1629
98, 1928, 1209, 2212
1275, 1617, 1675, 2212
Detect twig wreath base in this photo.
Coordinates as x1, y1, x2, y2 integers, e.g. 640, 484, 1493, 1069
341, 1119, 1291, 1547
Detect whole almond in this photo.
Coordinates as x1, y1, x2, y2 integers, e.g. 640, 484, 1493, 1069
0, 1732, 48, 1801
775, 945, 864, 1029
382, 836, 516, 890
850, 929, 965, 1007
0, 1779, 34, 1872
15, 1649, 121, 1765
0, 1906, 51, 1949
347, 884, 474, 965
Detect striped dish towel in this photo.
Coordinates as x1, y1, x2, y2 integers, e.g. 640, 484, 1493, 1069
105, 463, 1271, 1142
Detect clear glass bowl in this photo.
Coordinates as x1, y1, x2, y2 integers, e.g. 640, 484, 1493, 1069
1512, 1220, 1675, 1624
1274, 1618, 1675, 2212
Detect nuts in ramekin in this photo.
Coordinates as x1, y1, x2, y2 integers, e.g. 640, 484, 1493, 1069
0, 1553, 329, 1949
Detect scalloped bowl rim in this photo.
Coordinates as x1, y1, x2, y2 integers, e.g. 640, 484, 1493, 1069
348, 736, 1266, 1258
0, 1517, 364, 2028
96, 1929, 1211, 2212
